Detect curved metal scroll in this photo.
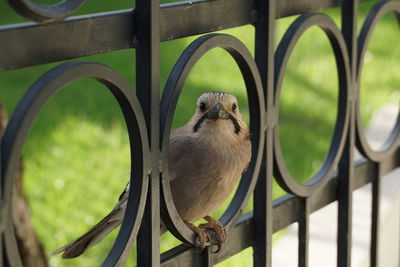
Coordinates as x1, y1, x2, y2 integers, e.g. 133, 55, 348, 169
6, 0, 84, 23
0, 61, 149, 266
273, 13, 351, 197
356, 0, 400, 162
160, 33, 265, 245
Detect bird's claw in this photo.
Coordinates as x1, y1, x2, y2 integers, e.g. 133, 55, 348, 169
194, 230, 210, 250
185, 221, 210, 250
199, 216, 227, 253
185, 217, 227, 252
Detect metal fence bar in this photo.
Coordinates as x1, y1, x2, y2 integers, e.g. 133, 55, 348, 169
338, 0, 358, 266
204, 247, 213, 267
253, 0, 275, 266
370, 164, 381, 267
0, 0, 399, 266
0, 0, 372, 72
0, 150, 2, 267
336, 61, 355, 267
298, 199, 310, 267
337, 67, 355, 262
135, 0, 161, 265
0, 10, 134, 72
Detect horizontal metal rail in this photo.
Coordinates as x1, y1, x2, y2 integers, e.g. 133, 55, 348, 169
0, 0, 368, 71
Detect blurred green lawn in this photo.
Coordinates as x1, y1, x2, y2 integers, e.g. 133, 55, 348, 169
0, 0, 398, 266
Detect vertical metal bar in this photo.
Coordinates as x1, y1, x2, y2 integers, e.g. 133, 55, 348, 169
0, 159, 3, 267
337, 118, 355, 267
298, 198, 310, 267
342, 0, 358, 76
370, 163, 381, 267
135, 0, 160, 265
338, 1, 358, 267
1, 236, 10, 267
0, 235, 3, 267
254, 0, 275, 267
204, 246, 213, 267
1, 129, 3, 267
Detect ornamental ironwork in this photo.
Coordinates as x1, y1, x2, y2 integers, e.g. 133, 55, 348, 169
0, 0, 399, 266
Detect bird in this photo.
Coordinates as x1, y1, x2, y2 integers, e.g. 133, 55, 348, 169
52, 92, 251, 259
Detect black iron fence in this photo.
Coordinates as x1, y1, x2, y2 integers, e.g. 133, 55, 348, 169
0, 0, 399, 266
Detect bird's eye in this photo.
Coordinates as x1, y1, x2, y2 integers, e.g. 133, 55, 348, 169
232, 103, 237, 112
199, 102, 207, 112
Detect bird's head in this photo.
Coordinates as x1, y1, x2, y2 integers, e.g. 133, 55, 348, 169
189, 92, 249, 142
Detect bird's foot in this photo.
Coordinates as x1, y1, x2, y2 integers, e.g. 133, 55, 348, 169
185, 221, 210, 250
199, 216, 226, 252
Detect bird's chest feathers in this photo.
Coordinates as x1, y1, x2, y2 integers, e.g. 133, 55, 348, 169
192, 142, 247, 216
193, 120, 250, 177
195, 136, 249, 197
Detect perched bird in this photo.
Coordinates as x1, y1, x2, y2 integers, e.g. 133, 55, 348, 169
52, 92, 251, 259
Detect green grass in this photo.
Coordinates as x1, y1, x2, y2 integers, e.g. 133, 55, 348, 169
0, 0, 399, 266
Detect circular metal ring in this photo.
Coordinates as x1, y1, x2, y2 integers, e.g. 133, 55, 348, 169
273, 13, 351, 197
6, 0, 84, 23
355, 0, 400, 162
160, 33, 265, 245
0, 61, 149, 266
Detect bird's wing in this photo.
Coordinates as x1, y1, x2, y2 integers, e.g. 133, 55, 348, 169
167, 133, 201, 181
118, 181, 130, 201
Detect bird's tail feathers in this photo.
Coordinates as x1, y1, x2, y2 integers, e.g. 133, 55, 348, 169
52, 209, 122, 259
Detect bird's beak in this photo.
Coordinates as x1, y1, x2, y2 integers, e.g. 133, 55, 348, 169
207, 103, 229, 120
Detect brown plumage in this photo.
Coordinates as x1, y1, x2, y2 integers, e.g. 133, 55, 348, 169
52, 92, 251, 258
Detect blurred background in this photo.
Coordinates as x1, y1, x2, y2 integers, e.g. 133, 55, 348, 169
0, 0, 398, 266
